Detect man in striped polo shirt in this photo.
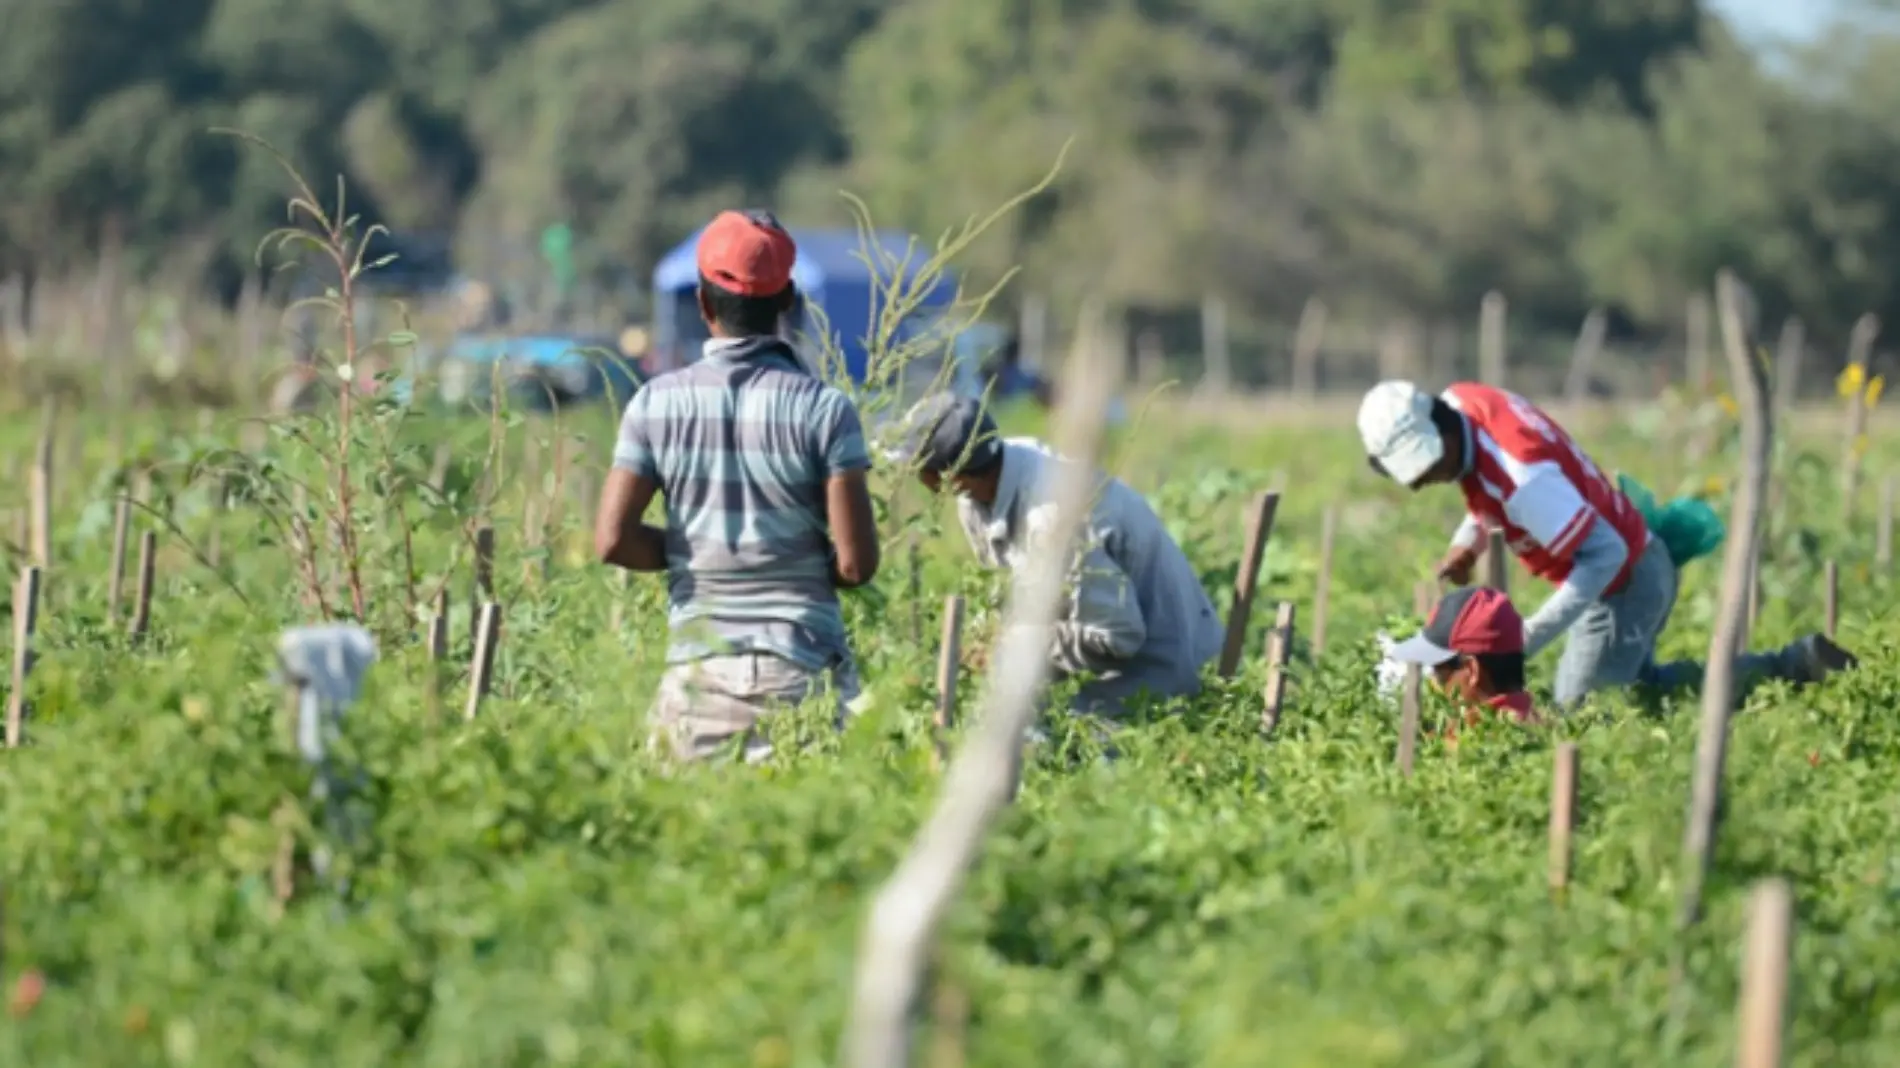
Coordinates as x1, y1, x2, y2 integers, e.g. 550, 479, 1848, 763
1358, 379, 1855, 710
594, 210, 880, 762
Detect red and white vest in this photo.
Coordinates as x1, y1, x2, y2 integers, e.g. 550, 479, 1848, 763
1443, 384, 1651, 593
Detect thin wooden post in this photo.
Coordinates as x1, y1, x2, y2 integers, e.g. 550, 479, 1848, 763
28, 424, 51, 569
1823, 559, 1838, 639
465, 602, 501, 720
471, 524, 494, 644
1741, 548, 1761, 653
934, 595, 964, 766
1218, 491, 1281, 678
1414, 579, 1435, 619
107, 493, 130, 620
130, 531, 156, 642
1548, 743, 1578, 897
6, 567, 42, 747
1312, 507, 1337, 659
1562, 309, 1607, 406
1201, 296, 1230, 392
1479, 291, 1507, 387
1686, 292, 1712, 395
1840, 313, 1879, 521
1396, 664, 1422, 776
1736, 879, 1794, 1068
1679, 270, 1773, 933
427, 613, 448, 661
1484, 529, 1509, 593
1018, 295, 1046, 373
1879, 476, 1894, 568
1261, 602, 1295, 734
1773, 317, 1804, 425
1289, 298, 1327, 400
908, 535, 923, 645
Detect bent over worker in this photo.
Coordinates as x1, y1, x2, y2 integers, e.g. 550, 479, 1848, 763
595, 210, 879, 761
1388, 585, 1540, 744
1358, 379, 1856, 710
890, 393, 1223, 717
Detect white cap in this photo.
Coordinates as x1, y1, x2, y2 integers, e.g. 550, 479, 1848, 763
1358, 380, 1443, 486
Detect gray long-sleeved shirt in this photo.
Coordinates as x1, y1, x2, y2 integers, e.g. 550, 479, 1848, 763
1453, 512, 1627, 656
956, 438, 1224, 713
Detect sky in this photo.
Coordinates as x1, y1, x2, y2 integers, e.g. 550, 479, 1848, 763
1708, 0, 1848, 41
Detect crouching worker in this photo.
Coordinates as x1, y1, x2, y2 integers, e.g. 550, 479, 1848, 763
1389, 586, 1540, 735
1358, 379, 1857, 710
889, 393, 1223, 721
595, 210, 879, 762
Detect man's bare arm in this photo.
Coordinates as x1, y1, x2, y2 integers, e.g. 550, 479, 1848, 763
826, 470, 880, 587
594, 468, 668, 572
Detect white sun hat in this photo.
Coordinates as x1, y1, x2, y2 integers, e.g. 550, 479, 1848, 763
1358, 380, 1443, 487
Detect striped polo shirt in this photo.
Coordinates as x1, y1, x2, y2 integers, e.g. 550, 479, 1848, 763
613, 336, 870, 671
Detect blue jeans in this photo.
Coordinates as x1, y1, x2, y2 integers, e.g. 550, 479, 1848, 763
1553, 539, 1793, 709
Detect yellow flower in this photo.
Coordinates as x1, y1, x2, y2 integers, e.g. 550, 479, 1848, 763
1838, 362, 1867, 398
1716, 392, 1738, 417
1867, 375, 1885, 407
1702, 474, 1726, 496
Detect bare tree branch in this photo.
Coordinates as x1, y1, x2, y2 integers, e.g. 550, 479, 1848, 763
843, 310, 1123, 1068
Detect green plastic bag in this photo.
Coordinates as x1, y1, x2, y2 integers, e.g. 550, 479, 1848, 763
1618, 473, 1725, 568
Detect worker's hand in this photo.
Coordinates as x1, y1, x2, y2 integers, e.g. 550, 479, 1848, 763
1435, 545, 1480, 585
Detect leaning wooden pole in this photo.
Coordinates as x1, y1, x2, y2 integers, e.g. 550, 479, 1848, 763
1678, 270, 1773, 933
843, 311, 1120, 1068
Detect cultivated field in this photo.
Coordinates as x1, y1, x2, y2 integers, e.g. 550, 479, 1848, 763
0, 371, 1895, 1066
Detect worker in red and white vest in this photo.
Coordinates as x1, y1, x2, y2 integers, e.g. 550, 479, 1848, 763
1358, 379, 1856, 710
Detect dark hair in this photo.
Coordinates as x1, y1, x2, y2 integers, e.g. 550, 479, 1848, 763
1471, 652, 1525, 693
699, 274, 797, 337
957, 440, 1004, 479
1429, 397, 1463, 449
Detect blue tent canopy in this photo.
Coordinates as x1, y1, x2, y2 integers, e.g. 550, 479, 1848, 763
651, 225, 958, 382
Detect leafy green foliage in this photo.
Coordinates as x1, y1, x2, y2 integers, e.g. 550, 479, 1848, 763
0, 400, 1896, 1063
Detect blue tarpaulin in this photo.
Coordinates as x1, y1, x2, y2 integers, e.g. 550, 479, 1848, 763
651, 226, 957, 382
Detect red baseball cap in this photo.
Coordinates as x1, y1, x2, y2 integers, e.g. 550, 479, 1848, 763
696, 210, 796, 297
1391, 586, 1524, 665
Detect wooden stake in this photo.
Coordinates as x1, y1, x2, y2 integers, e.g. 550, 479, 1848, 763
908, 535, 923, 645
471, 524, 494, 643
107, 493, 130, 620
1840, 313, 1879, 521
1823, 559, 1839, 639
1479, 291, 1507, 387
934, 595, 964, 765
28, 427, 51, 569
1396, 663, 1422, 776
1680, 270, 1772, 933
1773, 317, 1804, 426
1562, 308, 1607, 406
465, 602, 501, 720
6, 567, 42, 748
1686, 292, 1711, 395
1548, 743, 1578, 897
1289, 298, 1327, 401
427, 613, 448, 661
1414, 579, 1435, 619
1312, 507, 1336, 659
1736, 879, 1794, 1068
1879, 475, 1894, 569
1484, 529, 1509, 593
1261, 601, 1295, 735
1218, 491, 1281, 678
130, 531, 155, 642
